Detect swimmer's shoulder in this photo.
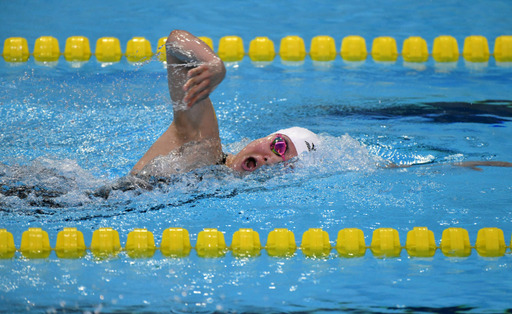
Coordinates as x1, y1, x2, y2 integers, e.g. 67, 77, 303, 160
135, 138, 224, 178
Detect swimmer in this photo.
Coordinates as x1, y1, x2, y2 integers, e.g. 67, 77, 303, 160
129, 30, 512, 179
3, 30, 511, 203
130, 29, 511, 178
131, 29, 319, 178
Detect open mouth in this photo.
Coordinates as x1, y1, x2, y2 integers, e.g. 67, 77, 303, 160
242, 157, 257, 171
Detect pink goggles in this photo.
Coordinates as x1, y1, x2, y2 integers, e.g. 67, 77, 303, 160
270, 134, 287, 161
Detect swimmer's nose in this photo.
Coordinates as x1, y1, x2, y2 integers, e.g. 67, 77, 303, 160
262, 152, 281, 164
256, 155, 267, 165
255, 154, 276, 167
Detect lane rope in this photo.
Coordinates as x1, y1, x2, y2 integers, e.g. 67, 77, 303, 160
0, 226, 509, 259
2, 35, 511, 64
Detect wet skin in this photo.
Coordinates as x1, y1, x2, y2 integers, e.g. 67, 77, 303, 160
225, 134, 298, 172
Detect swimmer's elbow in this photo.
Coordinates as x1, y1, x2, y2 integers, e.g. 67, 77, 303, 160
166, 30, 187, 51
166, 30, 193, 56
166, 30, 220, 65
168, 30, 187, 42
216, 59, 226, 81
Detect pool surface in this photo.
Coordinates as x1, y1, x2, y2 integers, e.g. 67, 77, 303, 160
1, 0, 512, 312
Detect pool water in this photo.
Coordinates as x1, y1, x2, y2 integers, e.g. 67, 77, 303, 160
1, 0, 512, 312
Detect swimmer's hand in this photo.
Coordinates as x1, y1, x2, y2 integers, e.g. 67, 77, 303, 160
383, 160, 512, 171
453, 161, 512, 171
183, 62, 225, 107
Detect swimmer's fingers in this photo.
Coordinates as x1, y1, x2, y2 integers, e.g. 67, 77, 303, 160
183, 65, 213, 106
453, 161, 482, 171
184, 76, 211, 107
183, 65, 211, 91
187, 64, 209, 79
186, 86, 211, 107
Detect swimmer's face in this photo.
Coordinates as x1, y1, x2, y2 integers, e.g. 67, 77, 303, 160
226, 134, 298, 172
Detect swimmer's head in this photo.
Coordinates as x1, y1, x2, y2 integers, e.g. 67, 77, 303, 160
225, 127, 319, 172
274, 127, 319, 156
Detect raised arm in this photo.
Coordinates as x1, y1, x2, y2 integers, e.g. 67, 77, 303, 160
131, 30, 226, 174
165, 30, 226, 110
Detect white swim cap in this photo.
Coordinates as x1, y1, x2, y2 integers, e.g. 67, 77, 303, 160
273, 127, 319, 156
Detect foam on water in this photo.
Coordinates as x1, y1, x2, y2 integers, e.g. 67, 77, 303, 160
0, 133, 395, 214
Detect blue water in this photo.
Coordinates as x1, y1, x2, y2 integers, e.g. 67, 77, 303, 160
1, 0, 512, 312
